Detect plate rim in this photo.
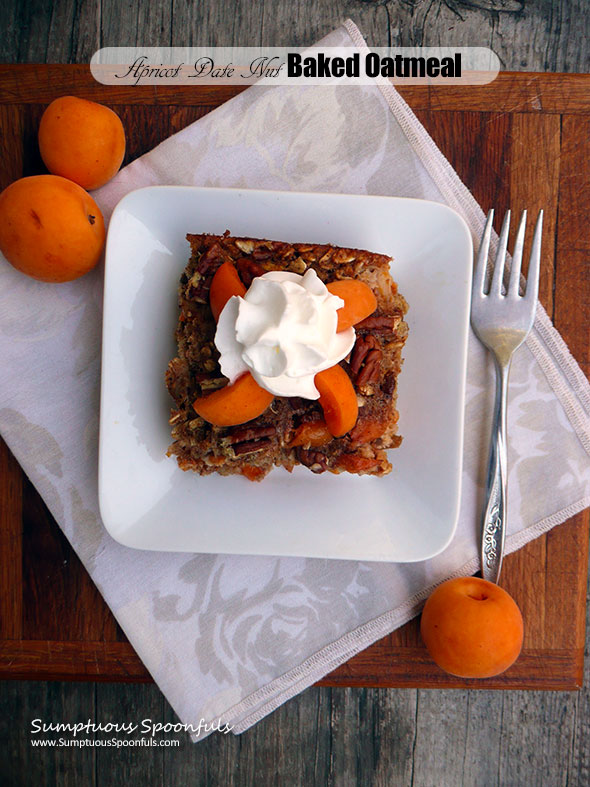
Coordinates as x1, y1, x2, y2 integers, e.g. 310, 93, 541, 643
98, 185, 473, 562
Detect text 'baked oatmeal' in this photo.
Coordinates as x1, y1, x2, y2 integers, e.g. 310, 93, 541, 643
166, 232, 408, 481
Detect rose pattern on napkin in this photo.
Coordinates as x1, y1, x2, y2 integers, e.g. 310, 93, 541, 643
153, 557, 383, 689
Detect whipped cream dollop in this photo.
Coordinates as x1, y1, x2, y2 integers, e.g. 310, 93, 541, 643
215, 269, 355, 399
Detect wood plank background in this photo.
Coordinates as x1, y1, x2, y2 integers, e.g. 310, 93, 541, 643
1, 0, 589, 74
1, 1, 590, 783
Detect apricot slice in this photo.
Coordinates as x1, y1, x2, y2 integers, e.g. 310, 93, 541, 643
337, 454, 381, 473
193, 372, 274, 427
289, 419, 332, 448
39, 96, 126, 190
209, 261, 247, 321
348, 416, 389, 448
326, 279, 377, 332
420, 577, 524, 678
0, 175, 105, 282
314, 364, 358, 437
241, 465, 266, 482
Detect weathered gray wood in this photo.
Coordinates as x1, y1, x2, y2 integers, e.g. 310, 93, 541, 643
5, 678, 590, 785
410, 686, 583, 787
160, 686, 418, 785
94, 683, 165, 787
365, 0, 590, 73
52, 0, 100, 64
92, 683, 165, 787
498, 690, 578, 787
412, 689, 474, 786
569, 566, 590, 787
327, 687, 417, 786
1, 0, 589, 72
460, 690, 504, 786
0, 680, 96, 787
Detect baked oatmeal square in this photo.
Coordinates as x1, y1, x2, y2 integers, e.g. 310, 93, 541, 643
166, 232, 408, 481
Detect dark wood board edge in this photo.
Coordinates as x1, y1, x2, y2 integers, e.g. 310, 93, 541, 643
0, 67, 590, 114
0, 439, 23, 639
0, 641, 583, 690
317, 647, 585, 690
0, 641, 152, 683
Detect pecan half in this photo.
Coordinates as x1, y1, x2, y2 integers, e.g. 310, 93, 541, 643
199, 242, 225, 270
382, 371, 396, 396
235, 257, 265, 287
356, 350, 381, 387
350, 335, 382, 388
232, 438, 272, 456
355, 313, 401, 332
185, 243, 227, 302
350, 335, 379, 376
225, 425, 277, 444
251, 246, 274, 261
223, 424, 276, 457
296, 448, 328, 473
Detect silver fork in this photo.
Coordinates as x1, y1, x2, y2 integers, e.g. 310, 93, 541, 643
471, 209, 543, 584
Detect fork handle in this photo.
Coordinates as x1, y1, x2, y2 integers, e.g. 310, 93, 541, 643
481, 356, 510, 584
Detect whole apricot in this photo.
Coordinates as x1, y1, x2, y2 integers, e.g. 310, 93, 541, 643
39, 96, 126, 190
420, 577, 523, 678
0, 175, 105, 282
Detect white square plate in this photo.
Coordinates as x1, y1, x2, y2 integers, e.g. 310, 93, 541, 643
99, 187, 472, 561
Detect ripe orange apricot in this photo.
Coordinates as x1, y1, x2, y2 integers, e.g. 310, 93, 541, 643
193, 372, 274, 427
315, 364, 358, 437
0, 175, 105, 282
326, 279, 377, 332
209, 261, 247, 321
420, 577, 523, 678
39, 96, 126, 190
289, 419, 332, 448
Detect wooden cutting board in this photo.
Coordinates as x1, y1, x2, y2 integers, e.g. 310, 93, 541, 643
0, 67, 589, 689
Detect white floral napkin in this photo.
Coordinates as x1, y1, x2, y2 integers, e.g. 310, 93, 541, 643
1, 20, 590, 737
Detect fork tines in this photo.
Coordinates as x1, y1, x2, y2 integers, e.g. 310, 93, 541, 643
475, 209, 543, 301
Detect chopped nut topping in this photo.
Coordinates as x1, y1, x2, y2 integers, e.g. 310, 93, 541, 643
235, 239, 255, 254
296, 448, 328, 473
288, 258, 307, 274
199, 377, 226, 392
235, 257, 265, 287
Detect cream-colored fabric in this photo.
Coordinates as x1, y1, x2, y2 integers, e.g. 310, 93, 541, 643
1, 21, 589, 737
